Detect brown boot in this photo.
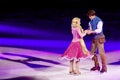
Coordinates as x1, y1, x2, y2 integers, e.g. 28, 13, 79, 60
91, 55, 100, 71
100, 68, 107, 73
91, 66, 100, 71
100, 54, 107, 73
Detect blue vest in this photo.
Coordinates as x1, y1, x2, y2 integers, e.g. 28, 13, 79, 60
90, 16, 104, 39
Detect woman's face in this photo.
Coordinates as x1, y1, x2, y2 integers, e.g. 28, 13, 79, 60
72, 20, 77, 25
72, 19, 80, 25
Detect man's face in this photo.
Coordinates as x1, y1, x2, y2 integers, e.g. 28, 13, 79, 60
89, 15, 95, 20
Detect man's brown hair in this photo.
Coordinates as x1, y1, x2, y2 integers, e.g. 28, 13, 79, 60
87, 10, 96, 16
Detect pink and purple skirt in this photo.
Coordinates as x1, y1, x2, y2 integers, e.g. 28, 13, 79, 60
61, 41, 91, 61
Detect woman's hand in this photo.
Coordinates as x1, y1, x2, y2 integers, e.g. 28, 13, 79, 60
84, 30, 88, 34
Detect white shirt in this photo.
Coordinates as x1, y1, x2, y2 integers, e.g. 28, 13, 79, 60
89, 21, 103, 34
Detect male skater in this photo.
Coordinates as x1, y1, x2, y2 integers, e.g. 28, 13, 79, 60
86, 10, 107, 73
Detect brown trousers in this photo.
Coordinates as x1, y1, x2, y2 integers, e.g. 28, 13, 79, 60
90, 36, 107, 70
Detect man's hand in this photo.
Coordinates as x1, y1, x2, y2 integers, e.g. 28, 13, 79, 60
88, 30, 92, 34
85, 30, 92, 34
87, 30, 96, 34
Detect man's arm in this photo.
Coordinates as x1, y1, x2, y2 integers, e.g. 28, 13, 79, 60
87, 21, 103, 34
94, 21, 103, 34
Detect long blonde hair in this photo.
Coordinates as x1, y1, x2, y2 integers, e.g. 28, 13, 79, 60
71, 17, 83, 32
71, 17, 89, 55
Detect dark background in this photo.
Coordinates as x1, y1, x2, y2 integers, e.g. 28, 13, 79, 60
0, 0, 120, 40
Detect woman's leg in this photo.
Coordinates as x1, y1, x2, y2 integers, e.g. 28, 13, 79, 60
69, 59, 74, 74
75, 60, 81, 74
